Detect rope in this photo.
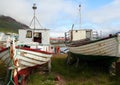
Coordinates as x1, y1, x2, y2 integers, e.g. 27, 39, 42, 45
7, 41, 19, 85
7, 58, 18, 85
7, 70, 15, 85
7, 48, 15, 85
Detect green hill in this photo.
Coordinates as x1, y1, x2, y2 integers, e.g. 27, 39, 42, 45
0, 15, 29, 33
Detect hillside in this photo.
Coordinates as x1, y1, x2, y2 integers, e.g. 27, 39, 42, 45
0, 15, 29, 33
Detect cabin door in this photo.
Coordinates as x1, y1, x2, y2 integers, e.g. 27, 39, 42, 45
33, 32, 42, 43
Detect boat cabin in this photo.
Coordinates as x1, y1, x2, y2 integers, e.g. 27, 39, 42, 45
19, 29, 50, 44
65, 29, 93, 41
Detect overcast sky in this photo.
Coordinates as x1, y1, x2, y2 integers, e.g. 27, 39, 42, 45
0, 0, 120, 37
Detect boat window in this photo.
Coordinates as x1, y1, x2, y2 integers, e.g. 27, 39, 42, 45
33, 32, 42, 43
34, 32, 39, 37
76, 30, 78, 32
26, 30, 32, 38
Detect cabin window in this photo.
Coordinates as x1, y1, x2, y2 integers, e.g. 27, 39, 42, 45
26, 30, 32, 38
33, 32, 42, 43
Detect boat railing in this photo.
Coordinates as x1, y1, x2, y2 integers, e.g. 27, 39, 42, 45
15, 41, 52, 46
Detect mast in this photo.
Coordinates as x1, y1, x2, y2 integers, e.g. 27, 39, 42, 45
30, 3, 42, 29
79, 4, 81, 29
71, 24, 74, 41
31, 3, 37, 30
33, 3, 37, 30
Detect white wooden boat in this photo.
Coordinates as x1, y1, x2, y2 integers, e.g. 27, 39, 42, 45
7, 40, 53, 85
4, 4, 54, 85
0, 38, 53, 85
0, 41, 53, 85
67, 34, 120, 57
11, 42, 53, 70
65, 33, 120, 64
16, 46, 52, 68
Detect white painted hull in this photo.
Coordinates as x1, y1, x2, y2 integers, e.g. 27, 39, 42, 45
0, 46, 52, 70
0, 46, 52, 85
67, 37, 120, 57
14, 47, 52, 70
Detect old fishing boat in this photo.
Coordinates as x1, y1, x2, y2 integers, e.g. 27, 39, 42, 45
3, 4, 54, 85
8, 36, 53, 85
65, 28, 120, 67
65, 5, 120, 65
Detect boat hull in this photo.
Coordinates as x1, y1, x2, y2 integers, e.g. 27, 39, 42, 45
67, 37, 119, 57
69, 52, 119, 61
66, 34, 120, 68
0, 46, 52, 85
11, 46, 53, 85
15, 47, 52, 70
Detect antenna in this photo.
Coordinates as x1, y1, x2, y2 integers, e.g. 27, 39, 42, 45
30, 3, 43, 29
79, 4, 81, 29
33, 3, 37, 10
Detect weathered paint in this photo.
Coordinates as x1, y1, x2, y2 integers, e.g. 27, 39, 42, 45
68, 36, 119, 57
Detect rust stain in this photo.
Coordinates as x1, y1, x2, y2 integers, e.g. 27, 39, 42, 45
10, 45, 14, 59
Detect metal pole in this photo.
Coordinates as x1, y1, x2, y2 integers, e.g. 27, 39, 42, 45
34, 9, 35, 30
32, 3, 37, 30
79, 4, 81, 29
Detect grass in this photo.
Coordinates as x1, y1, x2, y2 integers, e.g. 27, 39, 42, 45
0, 61, 7, 80
26, 54, 120, 85
1, 54, 120, 85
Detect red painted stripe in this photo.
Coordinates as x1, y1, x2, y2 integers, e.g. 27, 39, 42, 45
13, 62, 48, 85
16, 47, 53, 54
0, 47, 9, 53
13, 69, 19, 85
18, 62, 48, 75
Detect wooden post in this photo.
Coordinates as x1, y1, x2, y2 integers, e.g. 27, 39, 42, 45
76, 57, 79, 68
48, 59, 51, 73
67, 52, 76, 65
109, 62, 116, 76
117, 34, 120, 57
66, 52, 71, 64
110, 34, 120, 76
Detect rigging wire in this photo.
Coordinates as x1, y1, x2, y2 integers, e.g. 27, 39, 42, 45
29, 3, 43, 29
